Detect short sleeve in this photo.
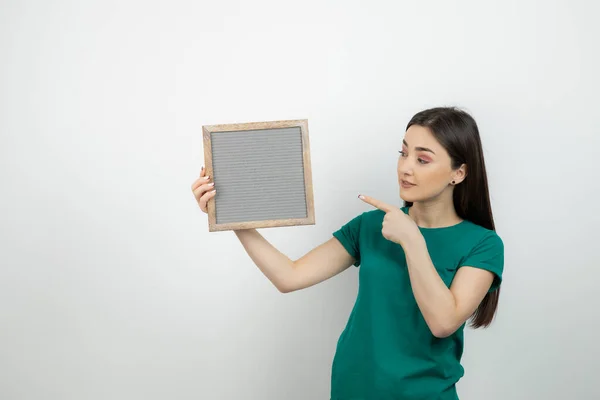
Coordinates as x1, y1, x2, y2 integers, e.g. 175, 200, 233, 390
459, 231, 504, 292
332, 212, 363, 267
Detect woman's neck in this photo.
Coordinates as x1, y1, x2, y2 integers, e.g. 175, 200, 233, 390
408, 197, 462, 228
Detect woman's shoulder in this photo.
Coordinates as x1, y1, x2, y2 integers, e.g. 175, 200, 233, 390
458, 220, 504, 252
357, 208, 389, 228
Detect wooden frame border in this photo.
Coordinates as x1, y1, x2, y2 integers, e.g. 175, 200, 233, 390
202, 119, 315, 232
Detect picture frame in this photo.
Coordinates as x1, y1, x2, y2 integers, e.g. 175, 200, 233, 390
202, 119, 315, 232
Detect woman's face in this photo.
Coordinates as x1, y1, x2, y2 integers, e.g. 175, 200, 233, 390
397, 125, 465, 203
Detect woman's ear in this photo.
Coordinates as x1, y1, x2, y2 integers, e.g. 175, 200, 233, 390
452, 163, 468, 185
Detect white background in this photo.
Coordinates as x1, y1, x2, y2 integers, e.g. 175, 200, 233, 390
1, 0, 599, 399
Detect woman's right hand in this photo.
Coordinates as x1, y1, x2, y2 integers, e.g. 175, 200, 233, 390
191, 166, 216, 214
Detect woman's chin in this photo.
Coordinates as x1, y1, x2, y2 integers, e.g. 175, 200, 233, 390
399, 190, 419, 203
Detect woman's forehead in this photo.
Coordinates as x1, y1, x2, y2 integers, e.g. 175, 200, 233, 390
403, 125, 439, 148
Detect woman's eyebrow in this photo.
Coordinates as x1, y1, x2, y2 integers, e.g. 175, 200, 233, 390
403, 139, 436, 155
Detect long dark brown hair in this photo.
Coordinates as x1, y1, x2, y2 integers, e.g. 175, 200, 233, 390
403, 106, 499, 328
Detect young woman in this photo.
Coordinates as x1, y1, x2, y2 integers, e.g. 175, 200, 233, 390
192, 107, 504, 400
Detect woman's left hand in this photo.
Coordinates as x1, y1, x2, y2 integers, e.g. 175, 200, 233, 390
358, 194, 422, 247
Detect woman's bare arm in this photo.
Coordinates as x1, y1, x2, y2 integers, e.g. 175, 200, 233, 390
234, 229, 355, 293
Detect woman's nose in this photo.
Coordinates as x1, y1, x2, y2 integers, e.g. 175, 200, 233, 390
398, 159, 413, 175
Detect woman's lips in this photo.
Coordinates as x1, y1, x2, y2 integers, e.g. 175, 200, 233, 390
400, 180, 416, 189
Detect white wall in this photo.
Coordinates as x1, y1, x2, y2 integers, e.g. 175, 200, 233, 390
1, 1, 599, 399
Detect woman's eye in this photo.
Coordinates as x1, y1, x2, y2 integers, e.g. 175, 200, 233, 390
399, 150, 428, 164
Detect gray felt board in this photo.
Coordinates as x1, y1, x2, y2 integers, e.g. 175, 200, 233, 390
210, 127, 308, 224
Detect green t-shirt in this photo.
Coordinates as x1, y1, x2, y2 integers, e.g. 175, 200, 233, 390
330, 207, 504, 400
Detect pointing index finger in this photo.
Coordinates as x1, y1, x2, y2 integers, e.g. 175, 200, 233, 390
358, 194, 394, 213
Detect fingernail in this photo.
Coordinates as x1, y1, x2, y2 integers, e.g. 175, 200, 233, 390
208, 182, 214, 186
358, 195, 364, 199
203, 175, 210, 180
